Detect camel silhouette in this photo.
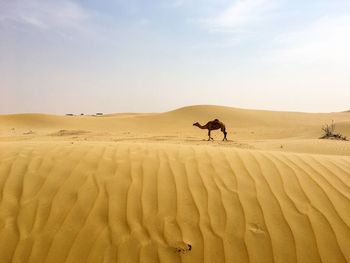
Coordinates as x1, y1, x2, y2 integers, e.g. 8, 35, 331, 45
193, 119, 228, 141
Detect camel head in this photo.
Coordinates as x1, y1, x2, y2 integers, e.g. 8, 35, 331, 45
193, 122, 200, 127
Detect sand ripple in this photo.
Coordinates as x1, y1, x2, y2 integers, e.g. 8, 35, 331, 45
0, 142, 349, 263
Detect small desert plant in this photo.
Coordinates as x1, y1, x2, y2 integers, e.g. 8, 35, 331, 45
320, 120, 348, 141
321, 120, 336, 137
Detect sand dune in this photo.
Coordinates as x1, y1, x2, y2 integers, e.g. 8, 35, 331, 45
0, 105, 349, 262
0, 142, 349, 263
1, 105, 350, 138
253, 139, 350, 156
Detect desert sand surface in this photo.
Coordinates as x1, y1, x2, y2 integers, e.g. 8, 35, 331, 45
0, 105, 349, 263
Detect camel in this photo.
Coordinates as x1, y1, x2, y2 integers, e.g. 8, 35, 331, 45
193, 119, 228, 141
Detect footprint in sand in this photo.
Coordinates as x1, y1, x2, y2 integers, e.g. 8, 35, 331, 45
174, 243, 192, 254
249, 223, 266, 235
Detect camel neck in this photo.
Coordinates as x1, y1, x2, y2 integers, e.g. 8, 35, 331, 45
196, 123, 206, 129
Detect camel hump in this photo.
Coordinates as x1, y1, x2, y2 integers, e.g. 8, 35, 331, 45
214, 119, 220, 122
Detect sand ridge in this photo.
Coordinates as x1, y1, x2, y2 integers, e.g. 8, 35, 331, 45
0, 141, 349, 263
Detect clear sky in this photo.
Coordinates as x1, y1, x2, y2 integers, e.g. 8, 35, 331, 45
1, 0, 350, 114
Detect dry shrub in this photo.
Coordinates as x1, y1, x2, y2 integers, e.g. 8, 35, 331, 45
320, 120, 348, 141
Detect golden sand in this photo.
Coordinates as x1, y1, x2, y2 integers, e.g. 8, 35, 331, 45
0, 105, 349, 262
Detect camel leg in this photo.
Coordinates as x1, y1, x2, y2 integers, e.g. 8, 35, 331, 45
222, 129, 228, 141
208, 130, 213, 141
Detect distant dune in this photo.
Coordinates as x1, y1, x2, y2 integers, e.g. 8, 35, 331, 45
0, 105, 349, 262
1, 105, 350, 138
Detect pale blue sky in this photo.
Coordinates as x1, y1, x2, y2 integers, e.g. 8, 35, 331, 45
1, 0, 350, 114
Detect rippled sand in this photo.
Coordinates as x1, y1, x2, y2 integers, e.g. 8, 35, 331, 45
0, 105, 349, 262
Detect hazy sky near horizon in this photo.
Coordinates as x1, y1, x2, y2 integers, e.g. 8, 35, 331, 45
1, 0, 350, 114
